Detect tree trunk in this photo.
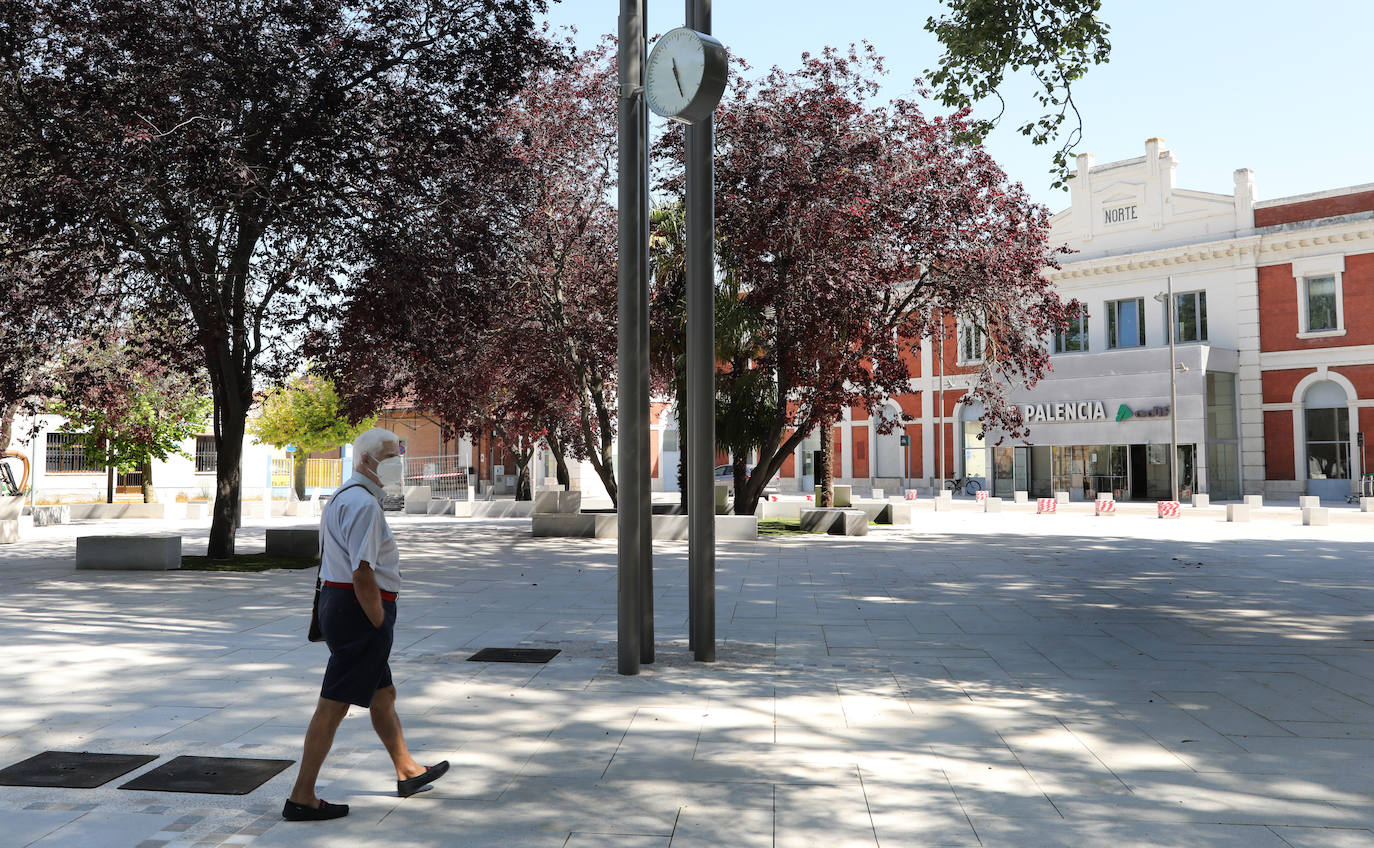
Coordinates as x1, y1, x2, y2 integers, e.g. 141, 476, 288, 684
0, 402, 15, 452
731, 455, 747, 515
514, 443, 533, 501
208, 389, 249, 559
546, 433, 572, 490
140, 457, 154, 503
817, 418, 835, 508
293, 453, 307, 501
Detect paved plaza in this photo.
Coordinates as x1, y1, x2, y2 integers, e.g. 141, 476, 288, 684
0, 506, 1372, 847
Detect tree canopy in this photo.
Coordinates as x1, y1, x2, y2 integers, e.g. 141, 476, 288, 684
925, 0, 1111, 189
0, 0, 560, 553
658, 46, 1075, 515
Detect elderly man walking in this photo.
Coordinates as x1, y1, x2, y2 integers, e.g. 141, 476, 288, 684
282, 428, 448, 821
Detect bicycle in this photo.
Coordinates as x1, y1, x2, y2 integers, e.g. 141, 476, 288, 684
944, 475, 982, 496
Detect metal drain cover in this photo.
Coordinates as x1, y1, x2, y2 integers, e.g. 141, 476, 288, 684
0, 751, 158, 788
467, 647, 561, 663
119, 755, 292, 795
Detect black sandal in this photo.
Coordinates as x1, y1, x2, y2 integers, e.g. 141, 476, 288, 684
282, 798, 350, 821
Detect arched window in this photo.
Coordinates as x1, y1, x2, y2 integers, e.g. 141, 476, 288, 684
1303, 381, 1350, 494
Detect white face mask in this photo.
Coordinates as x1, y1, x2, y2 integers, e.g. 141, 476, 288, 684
376, 455, 405, 489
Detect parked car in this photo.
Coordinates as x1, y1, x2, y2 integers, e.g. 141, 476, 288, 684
713, 464, 780, 494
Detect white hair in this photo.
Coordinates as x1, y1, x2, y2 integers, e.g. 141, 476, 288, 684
352, 428, 400, 471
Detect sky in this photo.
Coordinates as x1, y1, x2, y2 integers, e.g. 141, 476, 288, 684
540, 1, 1374, 214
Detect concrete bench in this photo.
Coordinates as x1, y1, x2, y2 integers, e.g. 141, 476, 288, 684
403, 486, 432, 514
532, 513, 615, 538
852, 502, 912, 525
266, 527, 319, 558
800, 508, 867, 536
534, 490, 582, 514
813, 485, 852, 507
31, 505, 70, 527
75, 535, 181, 570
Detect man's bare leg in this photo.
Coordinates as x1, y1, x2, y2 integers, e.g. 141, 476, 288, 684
288, 697, 351, 807
368, 685, 426, 780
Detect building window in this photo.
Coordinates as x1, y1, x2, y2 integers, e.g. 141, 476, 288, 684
1292, 253, 1346, 338
195, 435, 217, 474
958, 320, 984, 364
1106, 297, 1145, 349
1173, 291, 1208, 343
44, 432, 104, 474
1304, 276, 1337, 332
1304, 406, 1350, 480
1053, 306, 1089, 353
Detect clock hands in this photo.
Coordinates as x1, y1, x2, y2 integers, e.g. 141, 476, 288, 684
671, 57, 684, 98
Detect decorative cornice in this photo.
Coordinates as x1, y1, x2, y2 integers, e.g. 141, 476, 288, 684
1049, 219, 1374, 281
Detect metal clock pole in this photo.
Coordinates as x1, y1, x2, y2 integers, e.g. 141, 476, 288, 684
1167, 275, 1180, 503
686, 0, 717, 662
616, 0, 649, 676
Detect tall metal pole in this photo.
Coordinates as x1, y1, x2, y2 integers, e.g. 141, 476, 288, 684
686, 0, 717, 662
617, 0, 648, 675
637, 0, 654, 665
936, 318, 945, 488
1166, 275, 1180, 502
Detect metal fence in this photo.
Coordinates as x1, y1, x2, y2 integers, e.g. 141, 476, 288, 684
404, 454, 470, 499
271, 457, 344, 490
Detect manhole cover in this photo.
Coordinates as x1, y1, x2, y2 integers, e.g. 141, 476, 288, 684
119, 756, 293, 795
0, 751, 158, 789
467, 647, 561, 663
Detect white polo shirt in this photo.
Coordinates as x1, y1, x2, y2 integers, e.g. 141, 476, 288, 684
320, 473, 401, 592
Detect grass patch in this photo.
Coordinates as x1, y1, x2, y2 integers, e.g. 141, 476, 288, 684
181, 553, 319, 572
758, 518, 809, 537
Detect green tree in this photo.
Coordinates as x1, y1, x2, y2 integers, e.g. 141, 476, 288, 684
249, 375, 375, 499
926, 0, 1112, 188
53, 333, 212, 504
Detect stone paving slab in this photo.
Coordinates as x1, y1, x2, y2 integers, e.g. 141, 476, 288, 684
0, 511, 1371, 845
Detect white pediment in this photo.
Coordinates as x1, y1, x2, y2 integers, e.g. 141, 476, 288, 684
1050, 139, 1254, 259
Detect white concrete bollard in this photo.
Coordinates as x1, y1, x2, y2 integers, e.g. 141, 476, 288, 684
1013, 491, 1029, 504
1191, 493, 1210, 508
871, 488, 884, 500
1302, 507, 1329, 526
1054, 491, 1070, 504
983, 497, 1002, 513
1244, 495, 1263, 507
1362, 498, 1374, 513
1298, 496, 1320, 509
1095, 498, 1116, 516
1227, 504, 1251, 523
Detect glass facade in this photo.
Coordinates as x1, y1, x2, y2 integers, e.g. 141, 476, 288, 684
962, 420, 986, 478
1051, 445, 1128, 500
1206, 372, 1240, 500
1305, 407, 1350, 480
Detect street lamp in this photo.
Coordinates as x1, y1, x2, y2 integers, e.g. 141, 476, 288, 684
1153, 277, 1188, 503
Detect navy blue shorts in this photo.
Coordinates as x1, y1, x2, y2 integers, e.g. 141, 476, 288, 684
318, 585, 396, 708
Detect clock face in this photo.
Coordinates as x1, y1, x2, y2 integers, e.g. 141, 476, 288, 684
644, 27, 727, 125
